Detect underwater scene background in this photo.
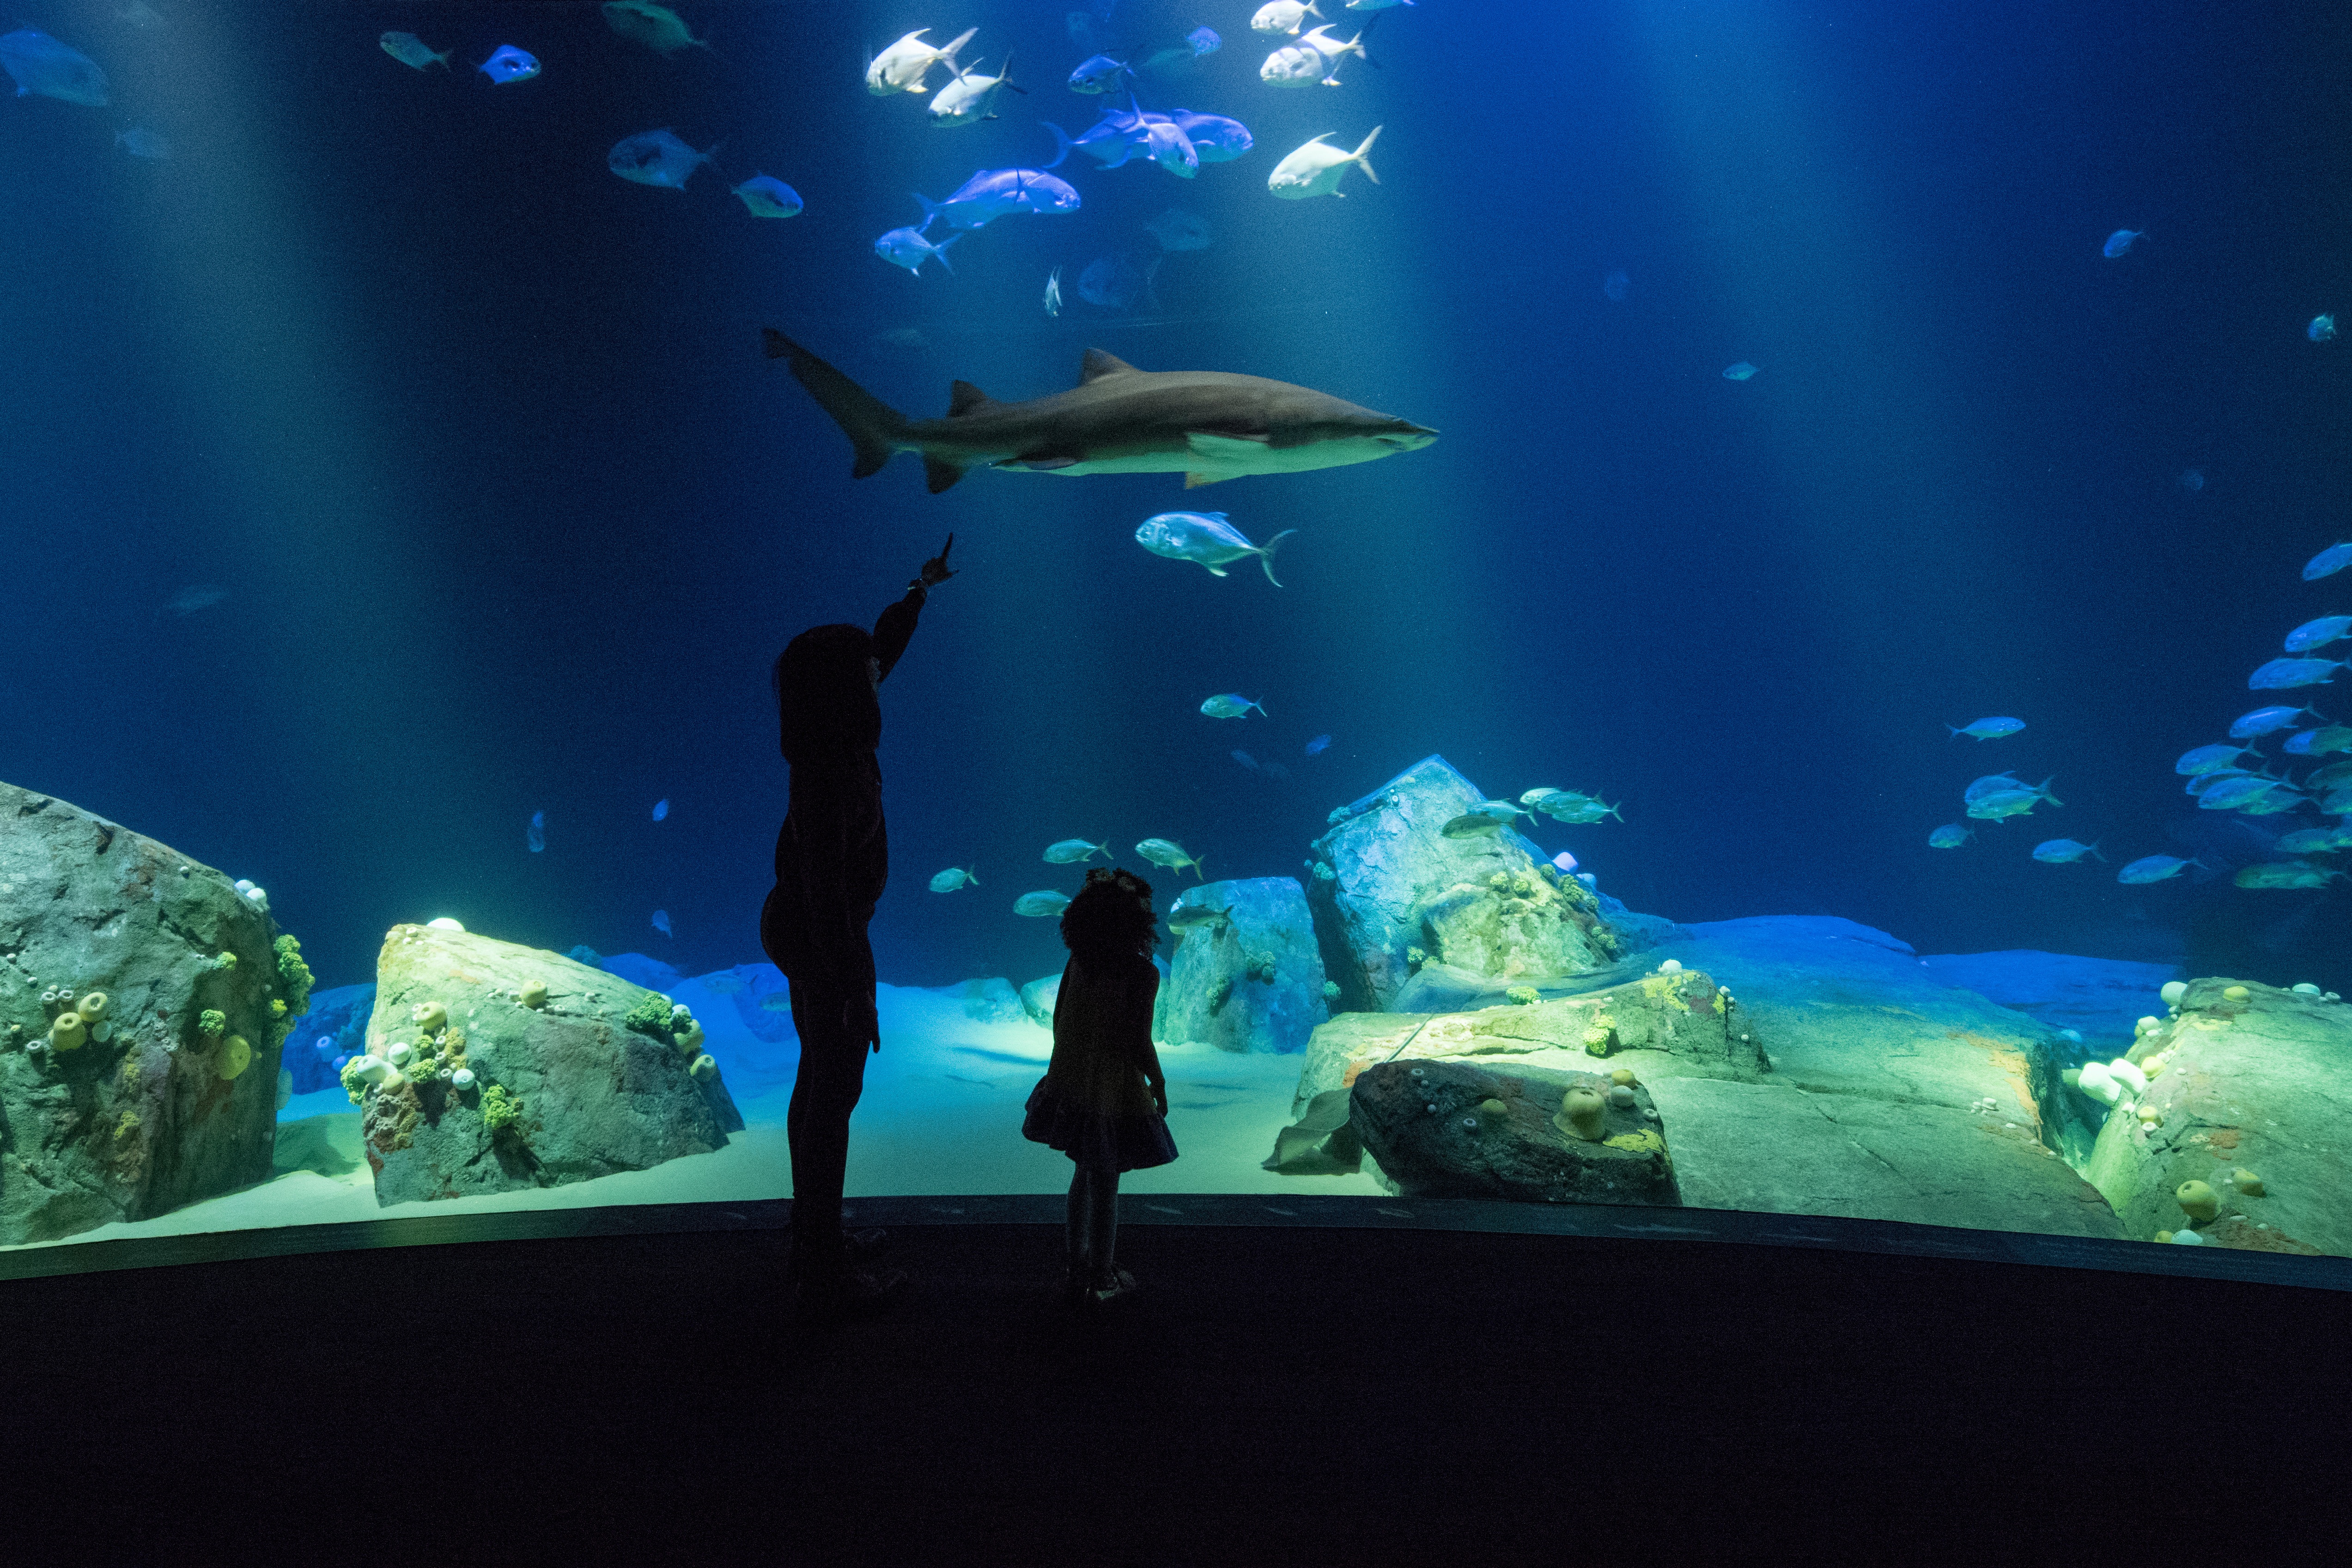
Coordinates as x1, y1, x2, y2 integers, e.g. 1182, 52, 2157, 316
2, 1, 2350, 1254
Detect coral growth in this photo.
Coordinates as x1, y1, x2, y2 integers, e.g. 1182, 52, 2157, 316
273, 934, 314, 1016
480, 1084, 525, 1136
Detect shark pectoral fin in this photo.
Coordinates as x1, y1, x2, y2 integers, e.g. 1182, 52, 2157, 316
1184, 472, 1231, 489
1003, 453, 1079, 470
923, 456, 967, 493
1186, 432, 1271, 466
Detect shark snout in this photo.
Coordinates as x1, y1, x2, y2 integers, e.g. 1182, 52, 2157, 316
1379, 425, 1438, 451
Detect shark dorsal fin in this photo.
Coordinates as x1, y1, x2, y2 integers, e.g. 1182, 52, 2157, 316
948, 380, 995, 416
1080, 348, 1140, 384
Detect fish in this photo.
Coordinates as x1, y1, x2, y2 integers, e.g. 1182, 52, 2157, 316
1722, 362, 1758, 381
1069, 54, 1130, 93
2285, 615, 2352, 653
1168, 109, 1253, 162
2287, 725, 2352, 756
2197, 775, 2284, 811
2102, 228, 2144, 258
930, 54, 1023, 128
1143, 117, 1199, 177
1603, 269, 1630, 301
2238, 790, 2309, 816
602, 2, 710, 55
1550, 850, 1578, 873
380, 32, 451, 70
1520, 788, 1567, 808
652, 798, 670, 821
1963, 772, 2025, 803
1305, 735, 1332, 756
1440, 813, 1504, 838
2308, 314, 2336, 343
1077, 253, 1149, 310
2250, 657, 2348, 689
2032, 839, 2104, 863
1044, 103, 1154, 169
1233, 749, 1258, 771
762, 333, 1436, 493
0, 30, 107, 103
1545, 797, 1623, 824
1253, 2, 1322, 34
732, 175, 802, 218
651, 909, 674, 936
2230, 705, 2317, 739
918, 169, 1082, 231
1267, 127, 1381, 199
1167, 900, 1233, 930
1044, 839, 1108, 863
1928, 824, 1974, 849
2235, 862, 2342, 890
478, 45, 541, 83
1015, 890, 1073, 918
1136, 839, 1206, 879
1135, 512, 1296, 583
169, 584, 227, 615
609, 129, 716, 189
2177, 743, 2258, 776
1145, 208, 1214, 251
867, 28, 976, 96
2275, 828, 2348, 855
2306, 760, 2352, 791
113, 125, 169, 158
929, 867, 978, 891
759, 994, 793, 1013
2186, 768, 2255, 798
527, 811, 547, 853
1947, 716, 2025, 740
2118, 855, 2199, 884
1261, 25, 1366, 86
1965, 777, 2060, 820
1201, 693, 1267, 719
874, 225, 959, 277
2304, 543, 2352, 581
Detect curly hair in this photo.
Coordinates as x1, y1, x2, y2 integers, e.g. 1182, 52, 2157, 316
1059, 867, 1159, 961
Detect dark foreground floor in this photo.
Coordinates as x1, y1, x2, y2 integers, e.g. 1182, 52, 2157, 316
5, 1196, 2346, 1556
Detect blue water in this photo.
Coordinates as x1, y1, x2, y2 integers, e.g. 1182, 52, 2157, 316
1, 0, 2345, 999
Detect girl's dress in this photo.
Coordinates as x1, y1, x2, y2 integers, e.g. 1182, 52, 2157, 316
1022, 951, 1179, 1173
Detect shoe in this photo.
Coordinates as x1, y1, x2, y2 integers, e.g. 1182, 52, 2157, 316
794, 1265, 908, 1321
1085, 1267, 1138, 1307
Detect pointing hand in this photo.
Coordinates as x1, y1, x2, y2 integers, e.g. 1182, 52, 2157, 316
919, 534, 957, 587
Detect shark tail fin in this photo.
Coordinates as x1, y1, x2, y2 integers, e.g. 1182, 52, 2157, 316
762, 329, 909, 480
1257, 529, 1298, 587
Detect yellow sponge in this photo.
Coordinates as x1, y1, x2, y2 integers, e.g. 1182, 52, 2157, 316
2175, 1179, 2218, 1222
218, 1034, 253, 1081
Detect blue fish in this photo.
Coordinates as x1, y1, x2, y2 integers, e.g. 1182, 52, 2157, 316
875, 224, 959, 276
1722, 362, 1757, 381
1947, 716, 2025, 740
1168, 109, 1253, 162
380, 32, 452, 71
609, 129, 716, 189
0, 30, 108, 104
2230, 705, 2316, 738
1233, 749, 1258, 770
2285, 615, 2352, 653
732, 175, 802, 218
1135, 511, 1295, 583
2309, 314, 2336, 343
528, 811, 547, 853
652, 909, 673, 936
1305, 734, 1332, 757
2306, 542, 2352, 581
2250, 657, 2347, 690
1044, 102, 1154, 169
479, 45, 541, 83
2102, 228, 2144, 258
1927, 824, 1973, 849
652, 798, 670, 821
1069, 54, 1130, 93
2198, 776, 2284, 811
1201, 693, 1267, 719
2176, 742, 2257, 776
2117, 854, 2197, 884
917, 168, 1082, 230
2032, 839, 2104, 863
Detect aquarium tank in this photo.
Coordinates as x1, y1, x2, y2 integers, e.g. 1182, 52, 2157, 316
1, 0, 2346, 1266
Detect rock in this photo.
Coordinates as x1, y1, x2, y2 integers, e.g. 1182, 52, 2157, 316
2080, 978, 2350, 1256
280, 982, 376, 1095
1020, 972, 1062, 1027
1155, 878, 1328, 1053
0, 781, 299, 1244
1306, 755, 1617, 1011
355, 924, 743, 1206
1348, 1059, 1678, 1206
951, 976, 1027, 1026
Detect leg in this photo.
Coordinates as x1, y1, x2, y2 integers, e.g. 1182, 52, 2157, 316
1085, 1164, 1121, 1286
1066, 1163, 1094, 1275
786, 975, 871, 1280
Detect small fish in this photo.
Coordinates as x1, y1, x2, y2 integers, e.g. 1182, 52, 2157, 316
1136, 839, 1206, 879
1145, 207, 1214, 251
1167, 901, 1233, 930
2250, 656, 2348, 690
2306, 759, 2352, 791
1014, 890, 1073, 918
2197, 775, 2284, 812
875, 225, 959, 277
0, 29, 108, 104
1947, 716, 2025, 740
2239, 790, 2309, 817
1268, 127, 1381, 199
930, 54, 1023, 128
2285, 615, 2352, 653
1550, 850, 1578, 873
1186, 27, 1222, 55
929, 867, 978, 892
1440, 813, 1504, 838
2235, 862, 2342, 890
1135, 512, 1295, 583
380, 32, 451, 70
2273, 828, 2347, 855
1232, 750, 1258, 771
1722, 362, 1758, 381
1201, 693, 1267, 718
170, 584, 227, 615
919, 169, 1082, 231
2102, 228, 2145, 258
2306, 543, 2352, 581
609, 129, 716, 189
1519, 787, 1568, 808
1261, 24, 1366, 86
1603, 269, 1630, 302
1545, 796, 1623, 825
2176, 742, 2258, 776
602, 2, 710, 55
1044, 266, 1062, 316
1069, 54, 1130, 93
1305, 734, 1332, 756
652, 798, 670, 821
867, 28, 975, 96
114, 124, 169, 158
2186, 767, 2255, 798
1928, 824, 1974, 849
478, 45, 541, 84
1963, 772, 2025, 804
1043, 839, 1108, 863
651, 909, 674, 936
1143, 117, 1199, 177
732, 175, 802, 218
2309, 314, 2337, 344
1253, 2, 1322, 35
1965, 777, 2060, 820
2230, 705, 2316, 738
2032, 839, 2104, 863
2118, 855, 2199, 884
527, 811, 547, 853
2287, 725, 2352, 756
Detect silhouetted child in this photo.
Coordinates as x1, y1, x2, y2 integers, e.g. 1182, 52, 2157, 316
1022, 867, 1178, 1306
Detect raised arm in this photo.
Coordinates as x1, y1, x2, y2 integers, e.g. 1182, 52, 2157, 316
875, 534, 957, 681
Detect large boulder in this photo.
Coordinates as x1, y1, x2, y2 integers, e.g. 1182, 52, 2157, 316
1156, 878, 1329, 1053
0, 782, 305, 1244
2080, 979, 2352, 1256
1348, 1059, 1678, 1206
1307, 755, 1617, 1010
352, 924, 743, 1206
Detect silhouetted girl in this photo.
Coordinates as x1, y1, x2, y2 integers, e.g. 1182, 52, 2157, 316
1022, 867, 1178, 1306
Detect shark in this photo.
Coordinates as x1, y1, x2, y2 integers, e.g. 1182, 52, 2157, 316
763, 328, 1436, 492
